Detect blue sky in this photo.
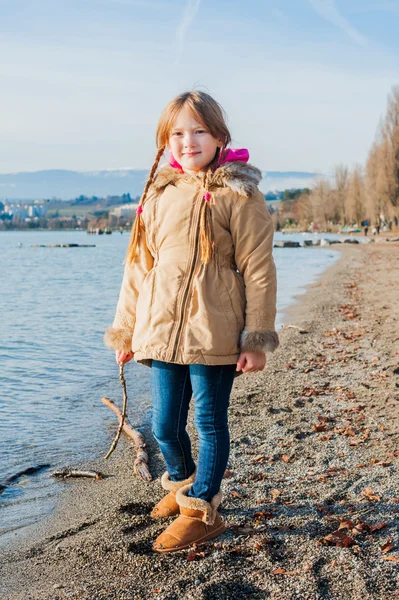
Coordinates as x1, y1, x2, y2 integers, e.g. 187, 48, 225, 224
0, 0, 398, 174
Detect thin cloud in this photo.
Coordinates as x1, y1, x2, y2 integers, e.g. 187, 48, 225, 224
174, 0, 201, 66
350, 1, 399, 15
308, 0, 367, 45
271, 8, 285, 19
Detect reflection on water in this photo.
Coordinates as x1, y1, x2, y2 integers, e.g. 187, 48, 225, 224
0, 230, 340, 540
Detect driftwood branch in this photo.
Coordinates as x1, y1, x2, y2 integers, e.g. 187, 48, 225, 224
104, 364, 128, 460
101, 396, 152, 482
52, 469, 103, 480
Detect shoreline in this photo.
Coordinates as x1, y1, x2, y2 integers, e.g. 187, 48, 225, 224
0, 246, 339, 549
0, 234, 338, 542
1, 243, 399, 599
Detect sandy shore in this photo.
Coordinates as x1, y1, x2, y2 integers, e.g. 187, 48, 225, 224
1, 243, 398, 600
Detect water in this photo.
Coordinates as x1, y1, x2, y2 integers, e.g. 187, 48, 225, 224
0, 229, 345, 542
274, 232, 346, 318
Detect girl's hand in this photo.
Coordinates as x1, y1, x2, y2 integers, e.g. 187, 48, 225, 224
115, 350, 134, 365
236, 351, 266, 373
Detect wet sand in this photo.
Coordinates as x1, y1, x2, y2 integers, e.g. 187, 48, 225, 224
1, 243, 398, 600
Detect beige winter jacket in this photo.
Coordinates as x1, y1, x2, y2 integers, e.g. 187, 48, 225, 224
104, 161, 279, 372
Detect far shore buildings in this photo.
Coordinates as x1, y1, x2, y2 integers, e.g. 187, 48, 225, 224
109, 203, 139, 218
0, 201, 48, 221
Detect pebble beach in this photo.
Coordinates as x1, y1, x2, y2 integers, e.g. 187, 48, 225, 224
1, 242, 398, 600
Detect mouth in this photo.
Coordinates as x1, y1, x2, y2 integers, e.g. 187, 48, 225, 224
183, 152, 200, 157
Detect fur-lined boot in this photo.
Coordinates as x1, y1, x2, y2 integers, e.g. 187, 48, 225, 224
150, 470, 196, 519
152, 483, 226, 552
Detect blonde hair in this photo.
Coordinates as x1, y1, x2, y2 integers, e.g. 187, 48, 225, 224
126, 91, 231, 265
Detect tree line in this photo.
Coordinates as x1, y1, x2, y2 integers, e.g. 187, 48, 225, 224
279, 86, 399, 231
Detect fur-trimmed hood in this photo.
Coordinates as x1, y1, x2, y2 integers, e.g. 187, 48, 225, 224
151, 161, 262, 198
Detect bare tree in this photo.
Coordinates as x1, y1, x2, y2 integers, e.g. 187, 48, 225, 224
310, 178, 333, 230
346, 165, 366, 225
294, 192, 313, 228
367, 87, 399, 224
366, 142, 381, 225
384, 86, 399, 213
333, 164, 349, 225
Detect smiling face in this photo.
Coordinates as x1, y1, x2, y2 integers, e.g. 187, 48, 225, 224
168, 106, 223, 175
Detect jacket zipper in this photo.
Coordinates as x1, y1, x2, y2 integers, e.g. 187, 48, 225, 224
169, 191, 203, 362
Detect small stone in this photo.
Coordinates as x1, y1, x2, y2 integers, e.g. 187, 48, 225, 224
274, 241, 301, 248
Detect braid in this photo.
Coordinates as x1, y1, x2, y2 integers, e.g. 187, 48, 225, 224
199, 168, 215, 265
125, 146, 166, 265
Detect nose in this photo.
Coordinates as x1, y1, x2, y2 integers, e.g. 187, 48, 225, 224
183, 132, 197, 148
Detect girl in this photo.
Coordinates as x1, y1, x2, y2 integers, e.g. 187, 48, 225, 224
104, 91, 278, 553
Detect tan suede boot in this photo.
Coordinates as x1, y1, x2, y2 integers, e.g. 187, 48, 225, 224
150, 469, 196, 519
152, 483, 226, 552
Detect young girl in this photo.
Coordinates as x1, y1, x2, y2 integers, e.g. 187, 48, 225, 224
104, 91, 279, 553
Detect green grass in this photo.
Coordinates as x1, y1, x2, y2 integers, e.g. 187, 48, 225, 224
47, 205, 96, 218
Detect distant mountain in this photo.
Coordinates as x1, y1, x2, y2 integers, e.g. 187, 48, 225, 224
261, 171, 320, 194
0, 168, 321, 201
0, 169, 148, 202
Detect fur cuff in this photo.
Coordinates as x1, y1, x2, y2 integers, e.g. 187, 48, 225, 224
240, 330, 279, 354
175, 483, 222, 525
161, 469, 197, 492
104, 326, 133, 353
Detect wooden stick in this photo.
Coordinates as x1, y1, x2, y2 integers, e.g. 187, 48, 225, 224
101, 395, 152, 482
104, 364, 128, 460
52, 469, 103, 480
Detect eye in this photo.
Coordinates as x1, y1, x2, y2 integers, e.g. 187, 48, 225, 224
196, 129, 206, 134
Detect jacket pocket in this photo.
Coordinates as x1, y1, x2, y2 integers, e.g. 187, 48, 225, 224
216, 274, 239, 336
135, 268, 157, 338
233, 271, 246, 328
222, 269, 246, 327
233, 270, 245, 306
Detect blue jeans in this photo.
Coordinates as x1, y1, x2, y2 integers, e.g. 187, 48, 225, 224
151, 361, 236, 502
